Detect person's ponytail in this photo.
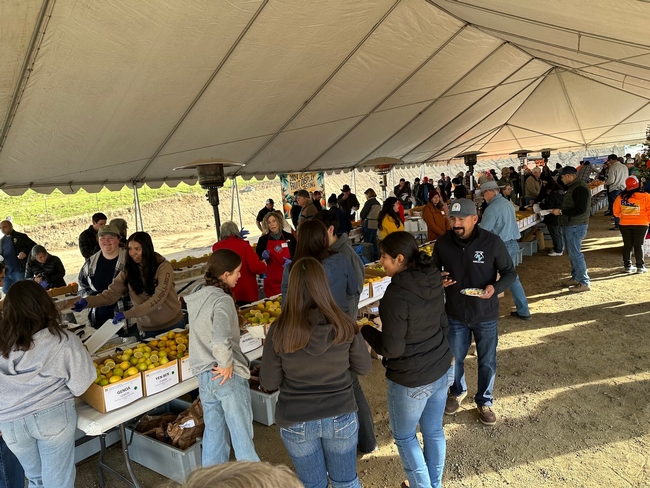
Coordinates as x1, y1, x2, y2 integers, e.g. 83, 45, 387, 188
380, 231, 431, 270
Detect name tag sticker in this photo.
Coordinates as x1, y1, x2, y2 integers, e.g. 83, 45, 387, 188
281, 242, 288, 248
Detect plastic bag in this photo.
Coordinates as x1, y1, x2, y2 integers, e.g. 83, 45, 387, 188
166, 398, 204, 450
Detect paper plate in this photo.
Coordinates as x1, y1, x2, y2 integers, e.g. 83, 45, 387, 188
460, 288, 485, 297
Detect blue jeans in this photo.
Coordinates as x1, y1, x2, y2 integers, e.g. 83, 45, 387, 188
0, 435, 24, 488
387, 368, 454, 488
142, 317, 186, 339
504, 240, 530, 317
280, 413, 360, 488
447, 318, 498, 407
197, 371, 259, 466
362, 228, 378, 261
562, 225, 590, 285
608, 190, 622, 227
0, 400, 77, 488
2, 270, 24, 294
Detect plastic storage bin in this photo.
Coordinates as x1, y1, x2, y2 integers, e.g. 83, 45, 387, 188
250, 388, 280, 426
518, 240, 538, 257
125, 399, 201, 484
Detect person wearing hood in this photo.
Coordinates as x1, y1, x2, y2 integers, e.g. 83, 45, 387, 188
72, 232, 184, 338
261, 257, 372, 488
327, 193, 352, 236
359, 188, 381, 261
361, 232, 453, 488
24, 245, 67, 289
185, 249, 260, 467
0, 281, 96, 488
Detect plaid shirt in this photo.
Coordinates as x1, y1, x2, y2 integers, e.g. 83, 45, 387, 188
577, 165, 594, 183
78, 248, 131, 329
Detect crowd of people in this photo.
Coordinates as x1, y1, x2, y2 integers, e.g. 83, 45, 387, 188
0, 156, 648, 488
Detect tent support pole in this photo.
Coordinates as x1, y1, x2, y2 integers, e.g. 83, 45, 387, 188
133, 184, 144, 231
0, 0, 53, 153
234, 178, 243, 229
230, 178, 236, 221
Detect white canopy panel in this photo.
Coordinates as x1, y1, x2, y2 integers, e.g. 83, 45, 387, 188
1, 0, 649, 193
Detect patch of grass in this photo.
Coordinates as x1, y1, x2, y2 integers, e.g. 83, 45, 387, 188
0, 177, 273, 227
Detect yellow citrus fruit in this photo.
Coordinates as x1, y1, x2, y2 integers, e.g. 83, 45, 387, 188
257, 303, 265, 310
130, 357, 139, 366
137, 362, 148, 371
100, 366, 112, 375
167, 331, 175, 339
137, 358, 146, 364
149, 340, 159, 347
150, 354, 159, 363
112, 368, 124, 377
176, 344, 186, 353
126, 367, 139, 376
159, 357, 169, 365
103, 360, 115, 369
120, 361, 130, 370
158, 350, 167, 357
109, 375, 121, 384
133, 351, 143, 358
147, 364, 156, 370
143, 346, 151, 353
98, 379, 109, 387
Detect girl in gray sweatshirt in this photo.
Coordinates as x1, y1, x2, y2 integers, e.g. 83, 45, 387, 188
185, 249, 259, 467
0, 281, 96, 488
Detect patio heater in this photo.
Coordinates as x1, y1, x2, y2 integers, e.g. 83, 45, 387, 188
361, 157, 403, 200
456, 151, 484, 194
540, 148, 555, 165
510, 149, 532, 207
174, 159, 244, 239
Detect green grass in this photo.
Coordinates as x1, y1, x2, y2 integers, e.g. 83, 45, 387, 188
0, 177, 272, 227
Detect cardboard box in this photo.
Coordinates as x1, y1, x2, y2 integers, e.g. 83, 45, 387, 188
364, 266, 386, 277
240, 332, 263, 354
142, 360, 179, 396
360, 283, 371, 301
371, 277, 392, 297
81, 374, 143, 414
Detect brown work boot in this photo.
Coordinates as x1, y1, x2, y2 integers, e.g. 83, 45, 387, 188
569, 283, 591, 293
400, 482, 410, 488
561, 278, 579, 287
444, 391, 467, 415
477, 406, 497, 426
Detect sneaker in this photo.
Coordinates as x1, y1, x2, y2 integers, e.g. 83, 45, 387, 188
510, 311, 532, 321
569, 283, 591, 293
444, 392, 467, 415
477, 406, 497, 426
401, 482, 410, 488
637, 266, 647, 274
608, 227, 620, 231
548, 251, 563, 257
624, 265, 636, 273
561, 278, 579, 286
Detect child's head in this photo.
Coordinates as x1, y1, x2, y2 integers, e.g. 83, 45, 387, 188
205, 249, 242, 293
181, 461, 302, 488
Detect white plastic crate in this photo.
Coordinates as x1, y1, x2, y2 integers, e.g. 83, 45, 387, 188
250, 388, 279, 426
125, 399, 201, 484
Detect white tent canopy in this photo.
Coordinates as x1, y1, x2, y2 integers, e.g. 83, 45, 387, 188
1, 0, 649, 195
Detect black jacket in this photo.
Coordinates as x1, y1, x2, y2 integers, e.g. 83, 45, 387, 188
79, 225, 99, 259
432, 227, 516, 325
1, 230, 37, 273
362, 266, 452, 388
260, 308, 372, 428
539, 189, 564, 226
25, 254, 67, 289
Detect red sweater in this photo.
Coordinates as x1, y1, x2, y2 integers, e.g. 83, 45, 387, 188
212, 236, 267, 303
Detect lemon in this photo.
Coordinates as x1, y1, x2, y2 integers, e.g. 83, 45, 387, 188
137, 363, 148, 371
121, 354, 131, 362
133, 351, 143, 358
98, 379, 109, 387
103, 360, 115, 369
147, 364, 156, 370
256, 303, 265, 310
126, 367, 139, 376
93, 361, 99, 368
137, 358, 146, 364
124, 348, 133, 355
145, 359, 152, 366
130, 357, 139, 366
119, 361, 130, 370
176, 345, 186, 353
100, 366, 112, 375
159, 357, 169, 365
167, 331, 175, 339
109, 375, 121, 384
112, 368, 124, 377
143, 352, 151, 359
158, 350, 167, 357
93, 377, 101, 384
143, 346, 151, 353
150, 354, 159, 362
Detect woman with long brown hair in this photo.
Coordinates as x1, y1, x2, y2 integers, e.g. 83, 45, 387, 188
261, 257, 371, 488
280, 220, 356, 313
422, 190, 451, 241
185, 249, 259, 467
377, 196, 404, 240
0, 281, 96, 488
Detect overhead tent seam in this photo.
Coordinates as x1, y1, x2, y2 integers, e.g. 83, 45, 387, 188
586, 100, 650, 145
0, 0, 54, 153
423, 68, 551, 162
301, 23, 470, 171
400, 57, 536, 159
423, 125, 503, 163
444, 126, 504, 164
556, 70, 587, 146
350, 41, 509, 169
134, 0, 269, 183
433, 0, 650, 52
236, 0, 404, 176
506, 123, 584, 147
471, 24, 650, 74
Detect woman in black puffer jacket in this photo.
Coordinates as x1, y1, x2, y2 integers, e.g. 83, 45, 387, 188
361, 231, 452, 488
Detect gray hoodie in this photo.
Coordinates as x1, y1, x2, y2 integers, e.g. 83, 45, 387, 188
0, 329, 96, 423
330, 233, 364, 317
185, 286, 250, 379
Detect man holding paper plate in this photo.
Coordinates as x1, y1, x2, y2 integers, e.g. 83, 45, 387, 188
431, 199, 516, 426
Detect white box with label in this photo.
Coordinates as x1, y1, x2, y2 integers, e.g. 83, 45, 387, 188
81, 373, 144, 413
142, 360, 179, 396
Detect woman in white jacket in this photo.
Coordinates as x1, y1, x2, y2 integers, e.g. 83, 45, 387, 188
185, 249, 259, 467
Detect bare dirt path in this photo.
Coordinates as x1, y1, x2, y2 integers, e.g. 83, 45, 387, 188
74, 208, 650, 488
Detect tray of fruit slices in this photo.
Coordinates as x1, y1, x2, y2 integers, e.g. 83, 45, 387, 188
460, 288, 485, 297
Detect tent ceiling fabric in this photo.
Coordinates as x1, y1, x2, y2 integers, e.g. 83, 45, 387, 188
1, 0, 649, 194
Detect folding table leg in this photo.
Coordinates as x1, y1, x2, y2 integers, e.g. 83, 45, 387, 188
96, 423, 142, 488
119, 423, 143, 488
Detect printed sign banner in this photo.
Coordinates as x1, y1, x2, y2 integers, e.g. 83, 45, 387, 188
279, 172, 326, 221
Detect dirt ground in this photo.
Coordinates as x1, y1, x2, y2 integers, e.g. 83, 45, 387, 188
70, 205, 650, 488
